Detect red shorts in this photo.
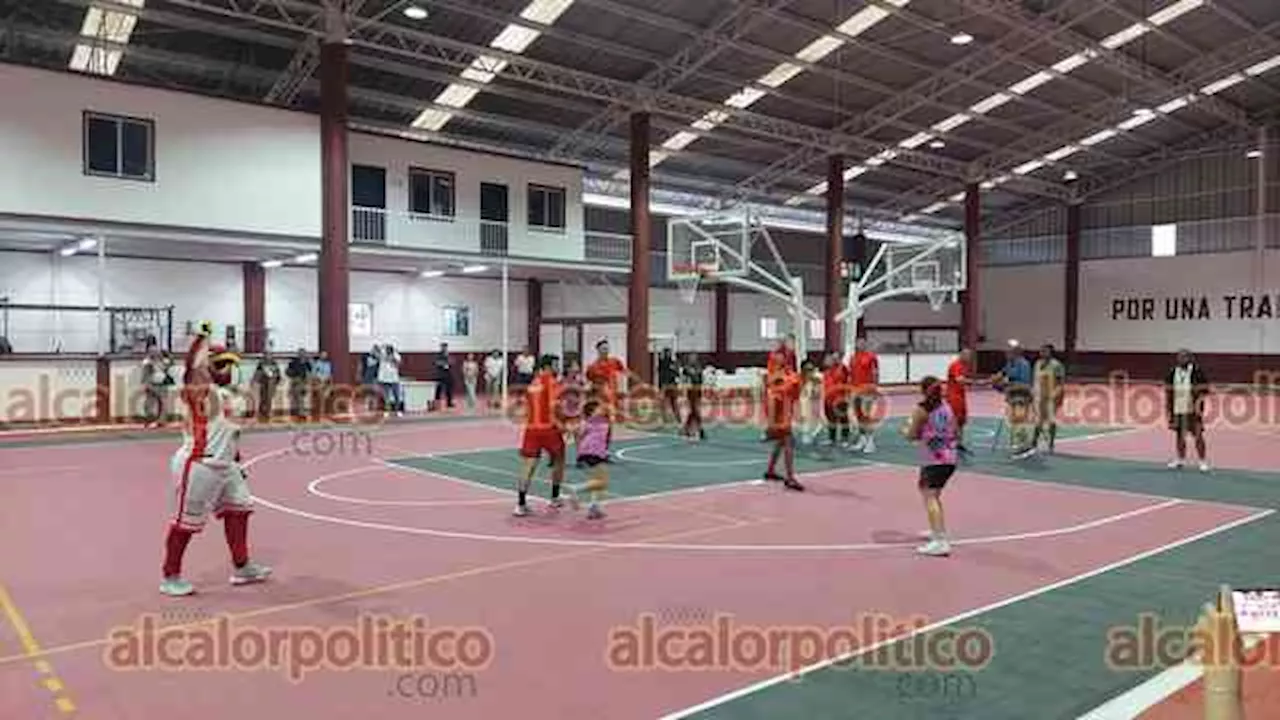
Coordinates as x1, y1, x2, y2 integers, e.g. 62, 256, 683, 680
766, 426, 792, 442
519, 429, 565, 460
947, 397, 967, 427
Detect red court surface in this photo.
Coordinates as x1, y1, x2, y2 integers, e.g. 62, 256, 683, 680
0, 417, 1268, 719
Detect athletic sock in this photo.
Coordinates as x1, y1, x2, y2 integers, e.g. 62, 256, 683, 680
162, 525, 195, 578
223, 512, 250, 568
518, 490, 528, 506
551, 483, 561, 500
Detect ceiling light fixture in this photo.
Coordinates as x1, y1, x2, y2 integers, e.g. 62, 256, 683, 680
950, 33, 974, 45
403, 6, 428, 20
461, 265, 488, 274
420, 270, 445, 278
929, 140, 945, 149
1063, 170, 1079, 181
1246, 149, 1262, 159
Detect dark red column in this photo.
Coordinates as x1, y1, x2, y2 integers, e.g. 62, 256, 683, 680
1064, 201, 1082, 363
824, 155, 844, 353
961, 183, 981, 351
243, 262, 266, 353
714, 283, 729, 366
527, 279, 542, 355
319, 40, 351, 385
626, 112, 652, 382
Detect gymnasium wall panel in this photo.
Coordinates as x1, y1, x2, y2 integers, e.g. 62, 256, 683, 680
977, 264, 1066, 351
0, 64, 321, 238
1077, 250, 1280, 354
0, 251, 240, 353
264, 268, 527, 354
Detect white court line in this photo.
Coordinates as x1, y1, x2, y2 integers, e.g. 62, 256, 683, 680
252, 477, 1192, 552
655, 507, 1277, 719
1075, 635, 1265, 720
614, 443, 761, 466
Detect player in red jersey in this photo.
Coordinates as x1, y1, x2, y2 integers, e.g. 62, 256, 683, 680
515, 355, 567, 517
763, 365, 804, 491
585, 338, 627, 456
945, 348, 976, 456
848, 337, 880, 453
821, 351, 852, 448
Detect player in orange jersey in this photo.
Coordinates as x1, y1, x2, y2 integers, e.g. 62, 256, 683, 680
760, 334, 798, 439
515, 355, 568, 517
585, 338, 628, 459
945, 348, 976, 456
847, 337, 881, 453
763, 365, 805, 491
821, 351, 852, 448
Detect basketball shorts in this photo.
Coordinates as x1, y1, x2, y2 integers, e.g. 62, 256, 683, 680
1170, 413, 1202, 434
946, 397, 967, 428
577, 454, 608, 468
520, 428, 566, 460
170, 456, 253, 532
766, 426, 793, 442
825, 399, 850, 424
1035, 394, 1062, 424
918, 464, 957, 491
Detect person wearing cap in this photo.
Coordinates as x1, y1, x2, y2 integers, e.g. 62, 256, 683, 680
586, 339, 627, 457
160, 325, 271, 596
992, 340, 1035, 459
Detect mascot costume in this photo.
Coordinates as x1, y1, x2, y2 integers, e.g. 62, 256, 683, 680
160, 322, 271, 596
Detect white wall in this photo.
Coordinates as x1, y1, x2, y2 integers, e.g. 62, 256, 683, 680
350, 134, 585, 260
265, 268, 527, 356
1077, 250, 1280, 353
0, 251, 241, 353
0, 64, 320, 237
541, 283, 716, 352
978, 264, 1066, 350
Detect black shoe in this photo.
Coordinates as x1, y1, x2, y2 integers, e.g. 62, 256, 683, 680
764, 472, 784, 482
783, 479, 805, 491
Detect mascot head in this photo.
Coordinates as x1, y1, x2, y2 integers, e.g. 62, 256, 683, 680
209, 345, 241, 387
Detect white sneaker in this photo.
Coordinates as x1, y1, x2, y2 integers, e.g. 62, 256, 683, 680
1168, 459, 1184, 469
512, 504, 530, 517
916, 539, 951, 556
861, 437, 876, 454
1199, 461, 1211, 473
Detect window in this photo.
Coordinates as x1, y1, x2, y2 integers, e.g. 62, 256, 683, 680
480, 183, 509, 222
527, 184, 566, 230
443, 306, 470, 337
409, 168, 455, 218
83, 112, 154, 181
1151, 224, 1177, 257
759, 317, 779, 340
349, 303, 373, 337
351, 165, 386, 208
808, 318, 825, 341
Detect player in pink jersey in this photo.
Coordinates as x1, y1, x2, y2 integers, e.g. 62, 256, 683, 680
901, 376, 959, 558
566, 400, 611, 519
160, 326, 271, 596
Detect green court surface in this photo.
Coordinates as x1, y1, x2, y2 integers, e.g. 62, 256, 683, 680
387, 418, 1280, 720
387, 416, 1128, 500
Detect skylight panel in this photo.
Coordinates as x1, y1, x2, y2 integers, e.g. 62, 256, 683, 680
1079, 128, 1118, 146
969, 92, 1012, 114
1201, 74, 1245, 95
794, 36, 844, 64
1100, 23, 1150, 50
932, 114, 971, 133
759, 63, 805, 88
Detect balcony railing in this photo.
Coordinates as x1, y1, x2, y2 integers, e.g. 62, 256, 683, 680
480, 220, 509, 256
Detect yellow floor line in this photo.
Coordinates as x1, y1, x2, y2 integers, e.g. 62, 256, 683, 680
0, 583, 78, 713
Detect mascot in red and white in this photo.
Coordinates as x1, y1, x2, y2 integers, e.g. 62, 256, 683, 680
160, 322, 271, 596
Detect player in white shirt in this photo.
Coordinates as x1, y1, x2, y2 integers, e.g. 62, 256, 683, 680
160, 327, 271, 597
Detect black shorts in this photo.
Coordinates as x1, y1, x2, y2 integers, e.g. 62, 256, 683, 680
1170, 414, 1203, 434
577, 454, 608, 467
918, 464, 956, 491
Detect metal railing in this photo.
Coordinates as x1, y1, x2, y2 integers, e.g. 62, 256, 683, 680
352, 206, 387, 244
479, 220, 509, 256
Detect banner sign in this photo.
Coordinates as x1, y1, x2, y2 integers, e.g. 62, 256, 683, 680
1110, 294, 1278, 322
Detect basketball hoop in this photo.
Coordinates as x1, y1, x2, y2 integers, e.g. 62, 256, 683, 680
927, 290, 948, 312
673, 264, 708, 304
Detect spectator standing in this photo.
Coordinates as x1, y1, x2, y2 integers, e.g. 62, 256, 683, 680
484, 350, 504, 408
434, 343, 455, 410
378, 344, 404, 416
253, 349, 281, 421
514, 347, 536, 390
286, 349, 312, 419
462, 354, 480, 412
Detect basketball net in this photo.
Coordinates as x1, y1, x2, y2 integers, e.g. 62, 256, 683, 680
674, 266, 711, 304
